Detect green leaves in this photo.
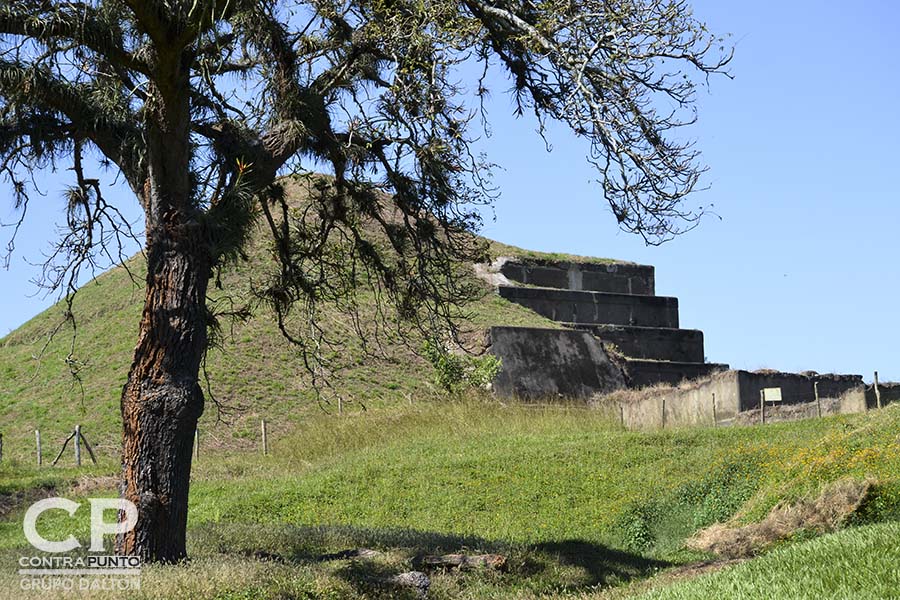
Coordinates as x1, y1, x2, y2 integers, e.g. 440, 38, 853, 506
422, 338, 502, 394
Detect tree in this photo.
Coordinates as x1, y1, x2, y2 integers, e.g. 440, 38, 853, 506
0, 0, 729, 562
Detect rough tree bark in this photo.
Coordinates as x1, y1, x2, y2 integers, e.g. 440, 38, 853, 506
115, 59, 207, 560
116, 227, 210, 561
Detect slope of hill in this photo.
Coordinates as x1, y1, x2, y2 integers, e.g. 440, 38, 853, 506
0, 178, 570, 462
632, 521, 900, 600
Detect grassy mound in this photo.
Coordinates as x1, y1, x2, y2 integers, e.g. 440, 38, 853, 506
0, 239, 560, 465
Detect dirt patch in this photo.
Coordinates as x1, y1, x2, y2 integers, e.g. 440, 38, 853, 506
68, 474, 120, 496
0, 483, 56, 519
598, 370, 731, 407
688, 478, 872, 559
733, 397, 842, 425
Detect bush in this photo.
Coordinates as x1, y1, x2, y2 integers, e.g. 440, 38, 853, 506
421, 339, 502, 394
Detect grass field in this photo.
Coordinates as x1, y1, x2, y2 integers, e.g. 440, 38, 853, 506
0, 402, 898, 598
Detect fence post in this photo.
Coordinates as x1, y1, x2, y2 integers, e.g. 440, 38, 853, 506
79, 429, 98, 465
661, 398, 666, 429
759, 390, 765, 425
194, 428, 200, 461
874, 371, 882, 409
814, 382, 821, 418
74, 425, 82, 467
35, 430, 42, 466
712, 393, 718, 427
338, 397, 344, 416
261, 419, 268, 456
51, 431, 75, 466
620, 404, 625, 428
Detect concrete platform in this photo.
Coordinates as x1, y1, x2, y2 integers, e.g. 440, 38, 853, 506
499, 259, 655, 295
498, 285, 679, 328
566, 323, 704, 363
622, 358, 729, 388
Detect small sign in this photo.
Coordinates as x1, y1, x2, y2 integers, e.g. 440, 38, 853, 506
762, 387, 783, 402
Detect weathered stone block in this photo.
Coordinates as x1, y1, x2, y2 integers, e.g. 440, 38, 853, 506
498, 286, 678, 328
568, 324, 704, 362
489, 326, 626, 400
499, 259, 655, 295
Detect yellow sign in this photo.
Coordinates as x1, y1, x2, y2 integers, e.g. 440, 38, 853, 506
763, 387, 783, 402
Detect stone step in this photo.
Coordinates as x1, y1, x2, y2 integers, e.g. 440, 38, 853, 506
499, 258, 655, 295
565, 323, 704, 363
623, 359, 729, 389
498, 285, 679, 328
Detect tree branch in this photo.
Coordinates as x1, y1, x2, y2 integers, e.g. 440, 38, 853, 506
0, 61, 146, 192
0, 3, 150, 76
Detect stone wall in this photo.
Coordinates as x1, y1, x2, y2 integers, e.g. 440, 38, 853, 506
621, 370, 867, 430
621, 371, 739, 431
570, 324, 704, 363
498, 286, 679, 328
489, 256, 725, 397
499, 259, 655, 295
866, 382, 900, 409
735, 371, 863, 412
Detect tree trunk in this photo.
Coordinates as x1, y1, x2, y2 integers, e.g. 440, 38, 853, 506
116, 225, 210, 562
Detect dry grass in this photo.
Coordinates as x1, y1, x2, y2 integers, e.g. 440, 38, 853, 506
599, 371, 730, 407
687, 478, 873, 559
732, 398, 842, 425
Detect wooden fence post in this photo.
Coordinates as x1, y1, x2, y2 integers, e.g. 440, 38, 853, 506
78, 429, 98, 464
74, 425, 82, 467
35, 430, 42, 466
51, 431, 75, 466
759, 390, 765, 425
874, 371, 882, 409
261, 419, 268, 456
712, 393, 718, 427
194, 428, 200, 461
814, 382, 821, 418
661, 398, 666, 429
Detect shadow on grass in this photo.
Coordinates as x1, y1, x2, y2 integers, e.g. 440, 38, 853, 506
534, 539, 669, 588
189, 522, 670, 595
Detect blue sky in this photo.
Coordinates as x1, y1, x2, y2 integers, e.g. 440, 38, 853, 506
1, 1, 898, 380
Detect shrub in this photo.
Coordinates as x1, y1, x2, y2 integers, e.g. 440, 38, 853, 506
421, 339, 502, 394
